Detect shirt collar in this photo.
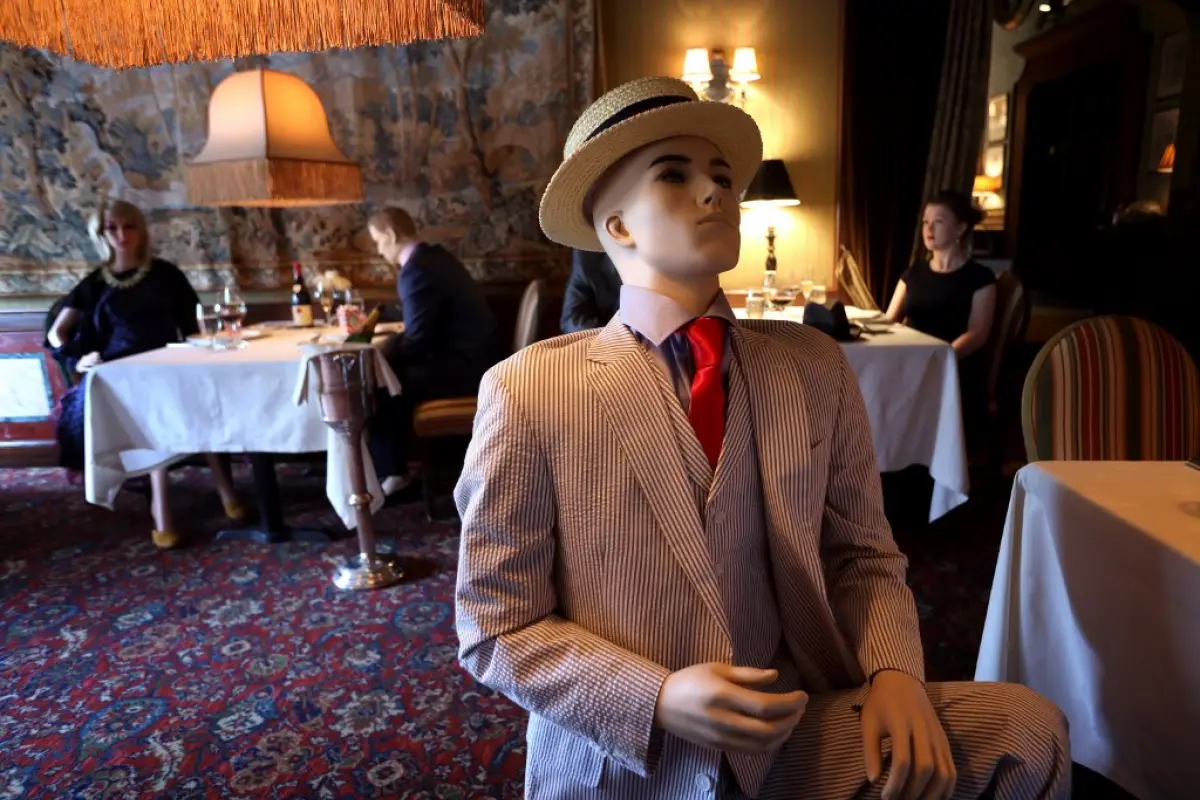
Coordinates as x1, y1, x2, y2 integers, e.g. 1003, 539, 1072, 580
619, 284, 736, 346
398, 241, 421, 269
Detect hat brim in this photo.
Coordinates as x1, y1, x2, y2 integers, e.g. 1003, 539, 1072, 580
539, 101, 764, 252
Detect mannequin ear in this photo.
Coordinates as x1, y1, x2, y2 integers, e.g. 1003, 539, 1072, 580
604, 213, 634, 248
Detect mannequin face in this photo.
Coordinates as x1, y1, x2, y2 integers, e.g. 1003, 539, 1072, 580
591, 136, 741, 280
369, 224, 406, 266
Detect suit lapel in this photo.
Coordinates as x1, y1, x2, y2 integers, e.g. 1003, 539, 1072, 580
731, 323, 819, 463
586, 319, 730, 636
706, 347, 753, 510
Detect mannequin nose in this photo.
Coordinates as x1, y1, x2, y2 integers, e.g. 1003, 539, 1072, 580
700, 179, 723, 208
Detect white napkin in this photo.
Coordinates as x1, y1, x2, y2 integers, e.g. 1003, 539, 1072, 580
293, 343, 402, 530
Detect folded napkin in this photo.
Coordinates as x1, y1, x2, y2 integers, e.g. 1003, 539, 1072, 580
293, 343, 402, 530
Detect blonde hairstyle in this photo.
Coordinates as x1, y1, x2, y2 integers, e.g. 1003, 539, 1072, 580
367, 206, 418, 240
87, 199, 150, 264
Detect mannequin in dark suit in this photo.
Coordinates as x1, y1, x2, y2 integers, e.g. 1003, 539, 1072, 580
560, 249, 622, 333
367, 207, 498, 486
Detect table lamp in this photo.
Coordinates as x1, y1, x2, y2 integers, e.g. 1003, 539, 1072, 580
740, 159, 800, 290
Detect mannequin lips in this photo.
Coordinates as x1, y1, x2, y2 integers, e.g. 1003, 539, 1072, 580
697, 212, 736, 229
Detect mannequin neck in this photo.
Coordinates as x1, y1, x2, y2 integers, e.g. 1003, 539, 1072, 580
614, 259, 722, 317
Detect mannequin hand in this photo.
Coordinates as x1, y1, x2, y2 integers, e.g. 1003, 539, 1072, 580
654, 662, 807, 754
860, 670, 956, 800
76, 352, 102, 372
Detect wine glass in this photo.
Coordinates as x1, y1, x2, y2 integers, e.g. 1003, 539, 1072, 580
767, 286, 798, 313
214, 286, 248, 350
314, 278, 336, 326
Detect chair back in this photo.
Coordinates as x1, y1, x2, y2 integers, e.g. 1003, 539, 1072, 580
513, 279, 547, 353
982, 270, 1030, 407
835, 245, 878, 311
1021, 315, 1200, 461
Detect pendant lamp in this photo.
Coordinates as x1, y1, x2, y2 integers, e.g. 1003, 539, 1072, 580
187, 68, 363, 208
0, 0, 484, 69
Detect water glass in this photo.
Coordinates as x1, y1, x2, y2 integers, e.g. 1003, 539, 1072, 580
214, 286, 248, 350
809, 284, 828, 306
195, 302, 219, 349
745, 289, 766, 319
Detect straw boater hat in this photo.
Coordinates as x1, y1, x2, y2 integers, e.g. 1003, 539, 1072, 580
539, 76, 764, 252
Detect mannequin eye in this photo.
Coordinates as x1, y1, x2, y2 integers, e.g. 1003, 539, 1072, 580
657, 167, 686, 183
713, 175, 733, 189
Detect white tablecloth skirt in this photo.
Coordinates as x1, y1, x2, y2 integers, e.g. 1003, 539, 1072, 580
84, 330, 401, 530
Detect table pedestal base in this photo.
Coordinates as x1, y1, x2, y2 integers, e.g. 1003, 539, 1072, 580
214, 453, 332, 545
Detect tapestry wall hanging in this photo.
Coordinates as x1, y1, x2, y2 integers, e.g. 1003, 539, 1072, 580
0, 0, 594, 296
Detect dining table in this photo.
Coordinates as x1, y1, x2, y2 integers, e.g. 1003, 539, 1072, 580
83, 322, 403, 542
733, 307, 968, 521
975, 461, 1200, 800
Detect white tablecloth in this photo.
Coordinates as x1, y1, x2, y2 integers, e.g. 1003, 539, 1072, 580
84, 327, 401, 530
976, 461, 1200, 800
734, 309, 967, 520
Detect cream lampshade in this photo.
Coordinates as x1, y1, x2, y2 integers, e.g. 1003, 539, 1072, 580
730, 48, 761, 84
682, 48, 713, 86
187, 69, 363, 208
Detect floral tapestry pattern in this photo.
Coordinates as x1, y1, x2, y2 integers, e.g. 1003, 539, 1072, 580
0, 0, 594, 297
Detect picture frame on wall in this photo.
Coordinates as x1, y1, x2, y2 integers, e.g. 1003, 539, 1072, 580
1157, 31, 1187, 99
1146, 108, 1179, 173
987, 94, 1009, 143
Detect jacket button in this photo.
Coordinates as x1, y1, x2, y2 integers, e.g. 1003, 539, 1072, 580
695, 773, 717, 793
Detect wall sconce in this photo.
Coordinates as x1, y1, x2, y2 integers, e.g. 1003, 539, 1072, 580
680, 47, 761, 107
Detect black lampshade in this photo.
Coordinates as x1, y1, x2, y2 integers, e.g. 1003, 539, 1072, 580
740, 159, 800, 208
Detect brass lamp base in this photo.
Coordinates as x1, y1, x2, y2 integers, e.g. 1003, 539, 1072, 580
332, 551, 406, 591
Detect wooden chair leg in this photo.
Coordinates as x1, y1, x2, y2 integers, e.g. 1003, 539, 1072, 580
420, 437, 438, 521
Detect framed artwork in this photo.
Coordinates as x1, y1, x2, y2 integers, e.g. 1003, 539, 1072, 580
1146, 108, 1179, 173
1157, 31, 1188, 99
987, 94, 1009, 143
984, 144, 1006, 186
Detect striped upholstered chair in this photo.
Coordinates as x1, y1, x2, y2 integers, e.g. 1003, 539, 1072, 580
1021, 315, 1200, 462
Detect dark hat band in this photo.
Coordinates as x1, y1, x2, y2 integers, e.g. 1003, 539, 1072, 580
585, 95, 693, 143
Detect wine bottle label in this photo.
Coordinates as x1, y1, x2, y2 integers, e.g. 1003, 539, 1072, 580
291, 304, 314, 327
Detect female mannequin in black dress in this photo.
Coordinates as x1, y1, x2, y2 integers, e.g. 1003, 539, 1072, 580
47, 200, 243, 549
885, 190, 997, 431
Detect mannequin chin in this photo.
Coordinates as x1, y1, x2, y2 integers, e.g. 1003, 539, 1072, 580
590, 135, 741, 308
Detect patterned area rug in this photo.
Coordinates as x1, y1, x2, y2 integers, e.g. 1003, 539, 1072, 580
0, 465, 1006, 798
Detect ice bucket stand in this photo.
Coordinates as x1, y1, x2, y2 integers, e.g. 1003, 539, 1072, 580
314, 349, 405, 590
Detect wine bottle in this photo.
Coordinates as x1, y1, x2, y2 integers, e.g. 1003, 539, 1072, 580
344, 304, 383, 344
290, 262, 314, 327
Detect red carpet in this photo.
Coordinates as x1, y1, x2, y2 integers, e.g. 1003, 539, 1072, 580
0, 465, 1054, 798
0, 466, 526, 799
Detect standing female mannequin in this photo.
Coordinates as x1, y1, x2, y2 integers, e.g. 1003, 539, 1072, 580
886, 191, 997, 430
47, 199, 243, 548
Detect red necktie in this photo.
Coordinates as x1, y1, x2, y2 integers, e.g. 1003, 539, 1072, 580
684, 316, 726, 469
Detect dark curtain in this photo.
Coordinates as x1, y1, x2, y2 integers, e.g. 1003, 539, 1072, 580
911, 0, 994, 262
838, 0, 952, 308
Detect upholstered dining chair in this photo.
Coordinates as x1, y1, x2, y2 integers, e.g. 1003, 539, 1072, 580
1021, 315, 1200, 462
411, 278, 548, 518
976, 271, 1030, 473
